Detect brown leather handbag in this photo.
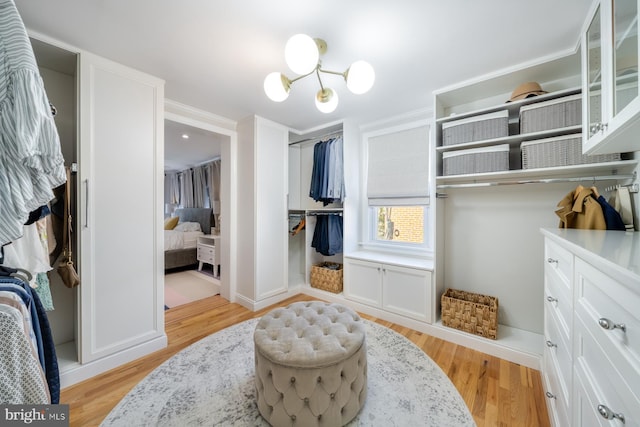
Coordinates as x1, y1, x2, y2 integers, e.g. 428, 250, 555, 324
57, 167, 80, 288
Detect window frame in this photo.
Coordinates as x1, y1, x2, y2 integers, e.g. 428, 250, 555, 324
361, 118, 434, 256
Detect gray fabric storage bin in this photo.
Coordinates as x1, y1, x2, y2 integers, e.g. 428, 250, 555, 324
520, 94, 582, 133
442, 144, 510, 175
521, 133, 621, 169
442, 110, 508, 146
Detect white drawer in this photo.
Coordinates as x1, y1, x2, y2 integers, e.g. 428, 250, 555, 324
575, 258, 640, 387
544, 307, 572, 403
197, 245, 215, 263
573, 365, 610, 427
544, 239, 573, 288
574, 315, 640, 426
545, 269, 572, 342
543, 342, 571, 427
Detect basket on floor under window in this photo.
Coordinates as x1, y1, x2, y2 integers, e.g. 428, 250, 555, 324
310, 262, 343, 293
441, 288, 498, 339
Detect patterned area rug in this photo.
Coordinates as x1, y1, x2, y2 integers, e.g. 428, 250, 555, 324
101, 319, 475, 426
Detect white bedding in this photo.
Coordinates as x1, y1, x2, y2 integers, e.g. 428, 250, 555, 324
164, 230, 204, 251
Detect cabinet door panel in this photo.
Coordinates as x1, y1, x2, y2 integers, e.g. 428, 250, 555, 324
344, 259, 382, 307
79, 52, 164, 363
382, 265, 431, 323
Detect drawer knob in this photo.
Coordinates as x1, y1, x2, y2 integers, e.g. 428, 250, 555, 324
597, 404, 625, 423
547, 258, 558, 265
545, 340, 557, 348
546, 296, 558, 303
545, 391, 556, 400
598, 318, 627, 333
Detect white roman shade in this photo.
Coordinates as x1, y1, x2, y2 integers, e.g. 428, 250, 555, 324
367, 125, 430, 206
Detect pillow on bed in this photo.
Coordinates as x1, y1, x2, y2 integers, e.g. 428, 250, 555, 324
164, 216, 179, 230
174, 221, 202, 232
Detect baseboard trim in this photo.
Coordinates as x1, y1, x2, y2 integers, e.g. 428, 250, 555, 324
59, 335, 168, 388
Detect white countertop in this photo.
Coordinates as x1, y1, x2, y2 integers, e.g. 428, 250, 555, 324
540, 228, 640, 286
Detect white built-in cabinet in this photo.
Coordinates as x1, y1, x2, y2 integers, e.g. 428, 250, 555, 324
541, 228, 640, 426
344, 255, 432, 323
236, 116, 289, 309
32, 35, 166, 386
582, 0, 640, 155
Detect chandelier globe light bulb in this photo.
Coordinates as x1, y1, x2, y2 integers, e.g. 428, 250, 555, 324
346, 60, 375, 94
315, 88, 339, 113
285, 34, 320, 75
264, 72, 290, 102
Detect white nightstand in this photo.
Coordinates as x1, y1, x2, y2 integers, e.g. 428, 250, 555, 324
197, 234, 220, 277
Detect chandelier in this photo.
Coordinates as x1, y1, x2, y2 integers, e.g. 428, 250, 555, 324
264, 34, 375, 113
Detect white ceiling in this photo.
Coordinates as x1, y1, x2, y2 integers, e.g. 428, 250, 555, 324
15, 0, 592, 169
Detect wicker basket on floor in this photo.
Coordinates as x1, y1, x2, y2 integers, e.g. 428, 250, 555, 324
310, 262, 343, 293
441, 288, 498, 340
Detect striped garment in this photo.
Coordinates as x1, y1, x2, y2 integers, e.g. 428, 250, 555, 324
0, 0, 66, 246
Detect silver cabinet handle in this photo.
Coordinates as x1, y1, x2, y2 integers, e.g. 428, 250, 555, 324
377, 267, 381, 272
598, 318, 626, 333
84, 179, 89, 228
547, 258, 558, 265
545, 391, 556, 399
597, 404, 625, 423
546, 296, 558, 303
545, 340, 557, 348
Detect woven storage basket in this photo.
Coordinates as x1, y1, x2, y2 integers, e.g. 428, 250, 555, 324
441, 288, 498, 339
521, 133, 621, 169
310, 262, 343, 293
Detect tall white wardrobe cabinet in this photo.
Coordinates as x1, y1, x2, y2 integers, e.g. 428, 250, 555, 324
236, 116, 289, 310
31, 33, 166, 387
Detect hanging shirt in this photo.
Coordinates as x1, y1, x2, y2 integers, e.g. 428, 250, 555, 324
0, 0, 66, 246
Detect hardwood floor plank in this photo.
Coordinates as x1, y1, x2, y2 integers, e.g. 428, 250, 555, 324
60, 294, 549, 426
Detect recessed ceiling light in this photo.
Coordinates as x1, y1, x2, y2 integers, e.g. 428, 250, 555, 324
182, 134, 189, 139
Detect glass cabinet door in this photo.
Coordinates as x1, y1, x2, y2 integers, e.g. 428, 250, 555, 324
613, 0, 638, 116
587, 5, 603, 136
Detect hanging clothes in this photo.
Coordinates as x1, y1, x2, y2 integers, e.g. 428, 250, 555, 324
0, 276, 58, 404
311, 214, 343, 256
555, 185, 606, 230
0, 0, 66, 246
591, 186, 626, 231
309, 136, 345, 205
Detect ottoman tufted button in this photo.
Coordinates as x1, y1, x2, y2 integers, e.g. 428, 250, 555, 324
304, 397, 309, 403
317, 414, 322, 420
291, 415, 296, 421
290, 377, 296, 383
317, 376, 322, 383
330, 393, 335, 399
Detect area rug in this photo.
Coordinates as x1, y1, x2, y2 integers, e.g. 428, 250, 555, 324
101, 318, 475, 426
164, 270, 220, 308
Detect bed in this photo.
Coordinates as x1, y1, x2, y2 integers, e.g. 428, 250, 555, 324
164, 207, 214, 270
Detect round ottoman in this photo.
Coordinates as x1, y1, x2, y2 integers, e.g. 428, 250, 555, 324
254, 301, 367, 426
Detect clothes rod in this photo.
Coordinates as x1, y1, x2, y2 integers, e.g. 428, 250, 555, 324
436, 173, 636, 189
289, 130, 343, 146
306, 211, 343, 216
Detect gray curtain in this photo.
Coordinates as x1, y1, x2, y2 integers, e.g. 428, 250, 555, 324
165, 172, 180, 205
193, 166, 207, 208
206, 160, 221, 213
179, 170, 194, 208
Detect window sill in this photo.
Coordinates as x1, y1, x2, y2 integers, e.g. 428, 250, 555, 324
347, 247, 434, 270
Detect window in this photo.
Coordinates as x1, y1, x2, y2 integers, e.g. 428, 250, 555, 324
373, 206, 425, 244
365, 123, 430, 250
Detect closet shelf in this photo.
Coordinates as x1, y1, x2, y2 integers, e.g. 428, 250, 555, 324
435, 125, 582, 153
436, 159, 638, 187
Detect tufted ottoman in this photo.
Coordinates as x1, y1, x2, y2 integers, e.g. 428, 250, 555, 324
254, 301, 367, 426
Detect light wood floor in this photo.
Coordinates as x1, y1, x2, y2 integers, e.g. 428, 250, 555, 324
60, 294, 550, 426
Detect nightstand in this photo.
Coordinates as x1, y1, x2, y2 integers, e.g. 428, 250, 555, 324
197, 234, 220, 277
